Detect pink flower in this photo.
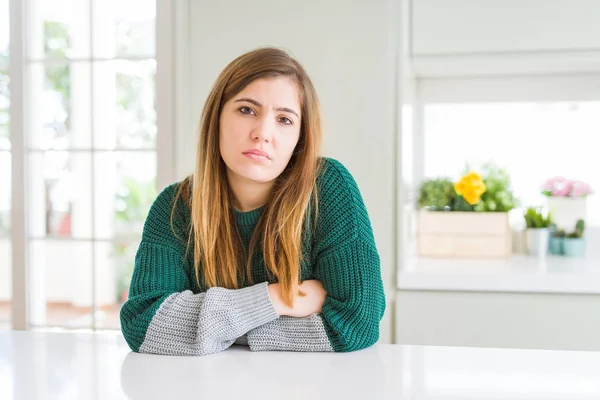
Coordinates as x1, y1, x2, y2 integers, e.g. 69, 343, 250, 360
541, 177, 593, 197
552, 186, 571, 196
541, 177, 565, 191
542, 177, 569, 196
570, 181, 594, 197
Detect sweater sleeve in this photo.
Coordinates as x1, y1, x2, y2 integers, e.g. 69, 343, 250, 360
245, 159, 386, 353
119, 184, 279, 356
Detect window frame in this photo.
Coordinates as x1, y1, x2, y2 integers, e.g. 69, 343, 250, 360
8, 0, 175, 331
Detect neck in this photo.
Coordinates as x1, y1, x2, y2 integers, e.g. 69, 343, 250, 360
227, 170, 274, 212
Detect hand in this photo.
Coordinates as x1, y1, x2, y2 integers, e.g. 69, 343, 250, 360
268, 280, 327, 318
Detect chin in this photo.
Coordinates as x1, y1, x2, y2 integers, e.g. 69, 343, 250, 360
231, 164, 279, 184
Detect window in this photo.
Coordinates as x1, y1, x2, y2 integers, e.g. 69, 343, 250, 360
9, 0, 158, 330
423, 101, 600, 228
0, 0, 11, 329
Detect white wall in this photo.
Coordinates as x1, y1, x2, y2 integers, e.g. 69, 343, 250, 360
175, 0, 407, 343
410, 0, 600, 77
412, 0, 600, 55
396, 290, 600, 352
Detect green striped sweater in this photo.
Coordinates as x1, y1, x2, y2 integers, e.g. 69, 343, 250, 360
120, 157, 386, 355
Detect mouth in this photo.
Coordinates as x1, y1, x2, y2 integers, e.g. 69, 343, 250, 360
242, 149, 271, 160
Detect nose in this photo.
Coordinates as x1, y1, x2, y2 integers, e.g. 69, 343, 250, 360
251, 116, 274, 143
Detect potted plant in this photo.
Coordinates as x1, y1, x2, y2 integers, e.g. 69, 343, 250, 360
474, 163, 518, 213
524, 207, 552, 257
417, 164, 515, 258
549, 226, 566, 255
542, 177, 593, 230
418, 178, 455, 211
564, 219, 586, 257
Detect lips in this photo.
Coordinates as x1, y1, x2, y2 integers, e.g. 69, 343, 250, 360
243, 149, 270, 160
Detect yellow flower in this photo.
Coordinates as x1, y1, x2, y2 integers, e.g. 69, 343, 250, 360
454, 171, 486, 205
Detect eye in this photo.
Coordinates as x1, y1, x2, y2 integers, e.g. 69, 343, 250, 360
239, 106, 256, 116
278, 116, 293, 125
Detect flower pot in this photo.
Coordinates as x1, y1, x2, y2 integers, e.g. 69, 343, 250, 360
563, 238, 586, 257
526, 228, 550, 257
546, 197, 587, 230
548, 237, 564, 255
417, 211, 512, 258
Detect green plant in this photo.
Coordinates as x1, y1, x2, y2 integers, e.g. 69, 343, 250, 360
452, 195, 476, 212
473, 163, 518, 212
418, 162, 517, 213
115, 176, 157, 225
113, 177, 157, 302
524, 207, 552, 228
44, 21, 71, 137
552, 228, 566, 238
418, 178, 456, 211
567, 219, 585, 239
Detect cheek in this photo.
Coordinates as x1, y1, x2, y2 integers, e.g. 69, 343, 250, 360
220, 118, 245, 150
220, 137, 239, 169
285, 129, 301, 153
277, 130, 301, 161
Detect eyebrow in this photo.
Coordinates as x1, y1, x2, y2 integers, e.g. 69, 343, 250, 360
234, 97, 300, 119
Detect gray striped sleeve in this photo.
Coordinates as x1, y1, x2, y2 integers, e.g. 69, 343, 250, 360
139, 282, 279, 356
246, 314, 334, 352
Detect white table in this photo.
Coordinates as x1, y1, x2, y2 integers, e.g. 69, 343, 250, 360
1, 331, 599, 399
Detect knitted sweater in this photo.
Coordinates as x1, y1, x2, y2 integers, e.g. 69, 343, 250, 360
120, 157, 386, 356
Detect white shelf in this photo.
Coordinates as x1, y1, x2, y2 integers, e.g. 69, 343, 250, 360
397, 254, 600, 295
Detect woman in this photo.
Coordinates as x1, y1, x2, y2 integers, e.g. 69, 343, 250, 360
120, 47, 386, 356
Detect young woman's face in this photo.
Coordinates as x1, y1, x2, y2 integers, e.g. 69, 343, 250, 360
219, 77, 302, 185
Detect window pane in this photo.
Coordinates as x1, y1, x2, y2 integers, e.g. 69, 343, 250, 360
29, 152, 92, 239
0, 0, 8, 63
0, 153, 10, 327
28, 63, 92, 150
93, 0, 156, 58
0, 236, 10, 326
93, 60, 156, 149
0, 239, 9, 330
424, 102, 600, 226
27, 0, 91, 60
0, 152, 9, 235
29, 239, 92, 328
0, 150, 12, 330
94, 152, 156, 239
94, 239, 140, 329
0, 70, 9, 150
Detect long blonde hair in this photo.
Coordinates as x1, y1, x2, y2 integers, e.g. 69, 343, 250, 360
172, 47, 322, 307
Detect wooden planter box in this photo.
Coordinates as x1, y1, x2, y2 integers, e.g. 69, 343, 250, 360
417, 211, 512, 258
